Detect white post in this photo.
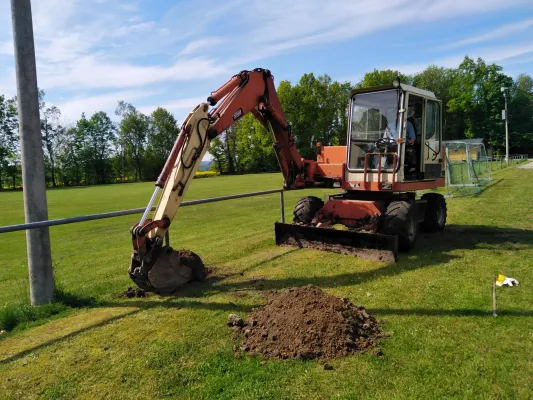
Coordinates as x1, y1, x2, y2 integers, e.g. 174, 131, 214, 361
502, 87, 509, 167
10, 0, 55, 305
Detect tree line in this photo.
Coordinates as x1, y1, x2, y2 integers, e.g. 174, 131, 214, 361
209, 56, 533, 174
0, 91, 180, 189
0, 55, 532, 188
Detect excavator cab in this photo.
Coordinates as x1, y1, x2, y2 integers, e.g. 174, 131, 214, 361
347, 81, 444, 185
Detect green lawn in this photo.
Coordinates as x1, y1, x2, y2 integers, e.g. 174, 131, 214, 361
1, 166, 533, 399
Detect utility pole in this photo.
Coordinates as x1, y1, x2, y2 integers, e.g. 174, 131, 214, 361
501, 86, 509, 166
10, 0, 55, 305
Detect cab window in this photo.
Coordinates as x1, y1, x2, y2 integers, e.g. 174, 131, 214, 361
425, 101, 440, 139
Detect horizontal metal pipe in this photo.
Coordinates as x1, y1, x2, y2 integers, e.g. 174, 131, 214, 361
0, 188, 285, 234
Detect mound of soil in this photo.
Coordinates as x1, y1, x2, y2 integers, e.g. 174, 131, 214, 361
119, 287, 147, 298
229, 285, 386, 360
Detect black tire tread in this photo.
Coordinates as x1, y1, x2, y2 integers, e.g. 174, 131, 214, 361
380, 200, 417, 252
420, 193, 447, 232
293, 196, 324, 224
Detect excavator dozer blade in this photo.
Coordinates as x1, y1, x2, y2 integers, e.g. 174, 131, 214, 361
274, 222, 398, 262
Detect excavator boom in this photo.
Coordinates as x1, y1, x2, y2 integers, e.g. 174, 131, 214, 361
128, 69, 314, 295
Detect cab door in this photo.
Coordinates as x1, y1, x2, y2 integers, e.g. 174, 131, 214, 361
423, 98, 442, 179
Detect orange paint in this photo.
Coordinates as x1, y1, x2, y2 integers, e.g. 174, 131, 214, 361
317, 146, 347, 163
316, 163, 345, 178
343, 178, 445, 192
316, 199, 385, 229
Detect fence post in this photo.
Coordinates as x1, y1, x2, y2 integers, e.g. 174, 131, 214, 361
10, 0, 55, 305
280, 191, 285, 223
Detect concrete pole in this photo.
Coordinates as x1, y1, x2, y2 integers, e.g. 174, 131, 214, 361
10, 0, 55, 305
504, 92, 509, 167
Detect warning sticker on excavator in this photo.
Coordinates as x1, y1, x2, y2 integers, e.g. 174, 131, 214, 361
232, 108, 243, 121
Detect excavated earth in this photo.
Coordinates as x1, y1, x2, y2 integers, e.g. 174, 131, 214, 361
229, 285, 386, 361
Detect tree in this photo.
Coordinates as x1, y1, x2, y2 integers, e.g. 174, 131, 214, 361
447, 56, 513, 151
277, 73, 352, 160
412, 65, 458, 140
115, 101, 150, 181
40, 104, 64, 187
208, 136, 226, 173
0, 95, 18, 189
88, 111, 116, 184
509, 74, 533, 154
56, 126, 84, 186
355, 69, 413, 88
145, 107, 179, 179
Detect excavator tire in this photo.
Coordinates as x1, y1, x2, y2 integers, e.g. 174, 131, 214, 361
420, 193, 447, 232
293, 196, 324, 224
380, 200, 418, 252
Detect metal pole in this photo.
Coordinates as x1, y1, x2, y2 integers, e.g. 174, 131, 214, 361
504, 90, 509, 167
10, 0, 55, 305
0, 188, 286, 234
492, 276, 497, 317
280, 191, 285, 223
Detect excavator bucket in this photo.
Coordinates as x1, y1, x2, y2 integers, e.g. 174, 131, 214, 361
274, 222, 398, 262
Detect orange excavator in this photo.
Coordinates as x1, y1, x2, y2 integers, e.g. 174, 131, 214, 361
128, 68, 447, 294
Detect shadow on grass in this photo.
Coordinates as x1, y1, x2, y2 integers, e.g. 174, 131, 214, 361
0, 308, 142, 365
471, 178, 505, 197
0, 287, 100, 333
3, 224, 531, 363
106, 224, 533, 305
367, 308, 533, 317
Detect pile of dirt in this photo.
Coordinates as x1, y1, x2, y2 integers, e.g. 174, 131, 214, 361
228, 285, 386, 360
119, 287, 147, 298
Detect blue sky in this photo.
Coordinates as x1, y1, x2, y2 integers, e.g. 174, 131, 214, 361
1, 0, 533, 129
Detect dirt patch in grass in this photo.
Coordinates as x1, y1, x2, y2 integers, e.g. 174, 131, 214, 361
119, 287, 148, 298
229, 285, 386, 361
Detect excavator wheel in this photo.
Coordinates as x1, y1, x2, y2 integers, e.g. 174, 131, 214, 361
380, 200, 418, 252
420, 193, 447, 232
293, 196, 324, 224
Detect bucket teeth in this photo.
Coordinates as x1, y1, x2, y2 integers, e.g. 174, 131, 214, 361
274, 222, 398, 262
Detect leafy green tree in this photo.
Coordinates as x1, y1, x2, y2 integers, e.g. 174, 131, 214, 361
0, 95, 18, 189
145, 107, 180, 179
356, 69, 413, 88
115, 101, 150, 181
40, 104, 64, 187
208, 136, 226, 173
509, 74, 533, 154
412, 65, 458, 140
277, 73, 352, 160
448, 56, 513, 150
87, 111, 116, 184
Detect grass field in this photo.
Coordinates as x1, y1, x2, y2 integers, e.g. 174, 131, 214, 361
1, 164, 533, 399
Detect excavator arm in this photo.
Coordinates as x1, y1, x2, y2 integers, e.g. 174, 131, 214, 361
128, 68, 315, 294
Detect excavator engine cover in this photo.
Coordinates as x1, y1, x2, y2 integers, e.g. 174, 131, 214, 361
129, 241, 207, 295
274, 222, 398, 262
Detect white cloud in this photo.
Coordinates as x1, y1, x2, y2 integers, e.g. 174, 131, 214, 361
51, 89, 161, 125
39, 55, 232, 91
138, 97, 206, 118
444, 17, 533, 49
386, 42, 533, 76
178, 37, 226, 56
1, 0, 531, 121
202, 0, 530, 70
